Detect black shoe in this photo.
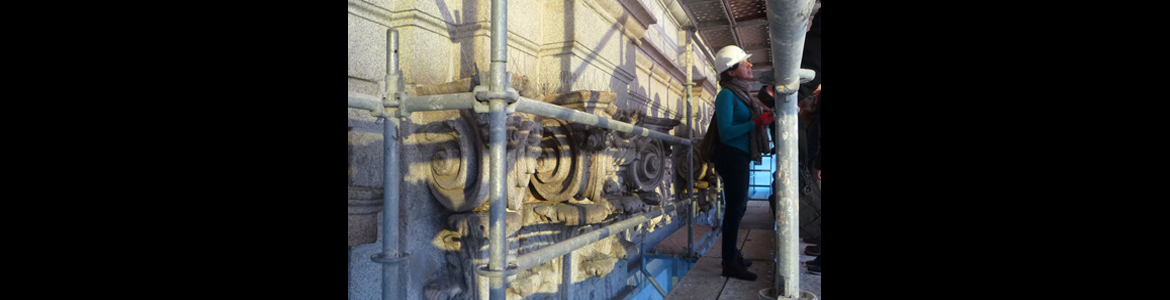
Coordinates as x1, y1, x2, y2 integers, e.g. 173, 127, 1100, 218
722, 260, 758, 281
807, 263, 820, 274
737, 250, 753, 267
807, 256, 820, 274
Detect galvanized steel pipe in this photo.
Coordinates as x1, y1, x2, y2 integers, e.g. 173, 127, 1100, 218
765, 0, 814, 297
386, 94, 694, 146
349, 92, 385, 117
515, 197, 694, 271
398, 93, 478, 114
487, 99, 508, 300
379, 28, 405, 300
513, 97, 692, 146
486, 0, 510, 299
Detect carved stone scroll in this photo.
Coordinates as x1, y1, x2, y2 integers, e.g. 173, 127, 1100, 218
675, 143, 709, 183
420, 112, 490, 213
531, 119, 584, 203
626, 139, 665, 192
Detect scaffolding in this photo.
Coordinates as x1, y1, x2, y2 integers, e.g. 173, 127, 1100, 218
347, 0, 816, 299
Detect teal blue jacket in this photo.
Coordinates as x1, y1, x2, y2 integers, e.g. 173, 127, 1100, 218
714, 88, 755, 153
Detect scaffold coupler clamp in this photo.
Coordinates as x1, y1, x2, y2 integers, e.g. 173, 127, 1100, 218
382, 72, 412, 119
474, 262, 521, 279
774, 69, 818, 101
472, 71, 520, 114
371, 251, 412, 265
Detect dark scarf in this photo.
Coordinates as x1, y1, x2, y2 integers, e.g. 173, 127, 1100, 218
724, 78, 769, 163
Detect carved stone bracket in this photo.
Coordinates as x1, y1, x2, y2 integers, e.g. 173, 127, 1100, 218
573, 235, 627, 282
527, 202, 613, 226
448, 211, 524, 242
508, 260, 558, 298
608, 195, 647, 214
506, 115, 544, 209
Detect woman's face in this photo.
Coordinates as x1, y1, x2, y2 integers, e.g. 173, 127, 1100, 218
730, 59, 753, 80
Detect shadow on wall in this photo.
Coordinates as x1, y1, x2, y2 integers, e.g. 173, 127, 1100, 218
563, 0, 637, 111
433, 0, 482, 80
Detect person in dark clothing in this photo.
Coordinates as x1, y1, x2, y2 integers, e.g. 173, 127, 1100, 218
801, 6, 822, 164
711, 45, 773, 281
799, 2, 822, 276
806, 90, 821, 274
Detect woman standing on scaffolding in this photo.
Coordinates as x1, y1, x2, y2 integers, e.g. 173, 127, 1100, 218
709, 45, 773, 281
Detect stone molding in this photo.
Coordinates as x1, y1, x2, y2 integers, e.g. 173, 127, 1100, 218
618, 0, 658, 28
348, 1, 541, 58
581, 0, 649, 46
538, 41, 637, 86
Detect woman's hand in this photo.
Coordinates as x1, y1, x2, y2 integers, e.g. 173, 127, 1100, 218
753, 111, 774, 126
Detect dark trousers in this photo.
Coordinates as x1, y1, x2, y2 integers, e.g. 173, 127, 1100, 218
714, 142, 750, 265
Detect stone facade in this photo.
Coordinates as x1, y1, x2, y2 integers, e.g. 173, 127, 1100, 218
349, 1, 721, 299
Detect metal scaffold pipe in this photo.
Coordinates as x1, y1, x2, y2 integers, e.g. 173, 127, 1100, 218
398, 93, 478, 114
513, 98, 692, 146
348, 92, 386, 117
515, 197, 694, 271
764, 0, 814, 298
486, 0, 510, 299
487, 99, 508, 300
373, 28, 409, 300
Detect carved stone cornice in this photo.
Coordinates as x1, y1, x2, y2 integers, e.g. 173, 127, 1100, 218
618, 0, 658, 28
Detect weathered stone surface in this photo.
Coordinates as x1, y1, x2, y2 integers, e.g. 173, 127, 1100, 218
348, 13, 388, 82
348, 186, 384, 246
349, 129, 384, 188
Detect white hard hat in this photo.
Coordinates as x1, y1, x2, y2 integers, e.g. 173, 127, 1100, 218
714, 45, 752, 74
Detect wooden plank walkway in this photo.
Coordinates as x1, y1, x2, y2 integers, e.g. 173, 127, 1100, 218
655, 200, 821, 300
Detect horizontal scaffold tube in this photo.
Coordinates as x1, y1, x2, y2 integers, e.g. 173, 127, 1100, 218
396, 92, 692, 145
348, 92, 386, 117
399, 93, 479, 114
515, 197, 694, 271
514, 97, 692, 146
